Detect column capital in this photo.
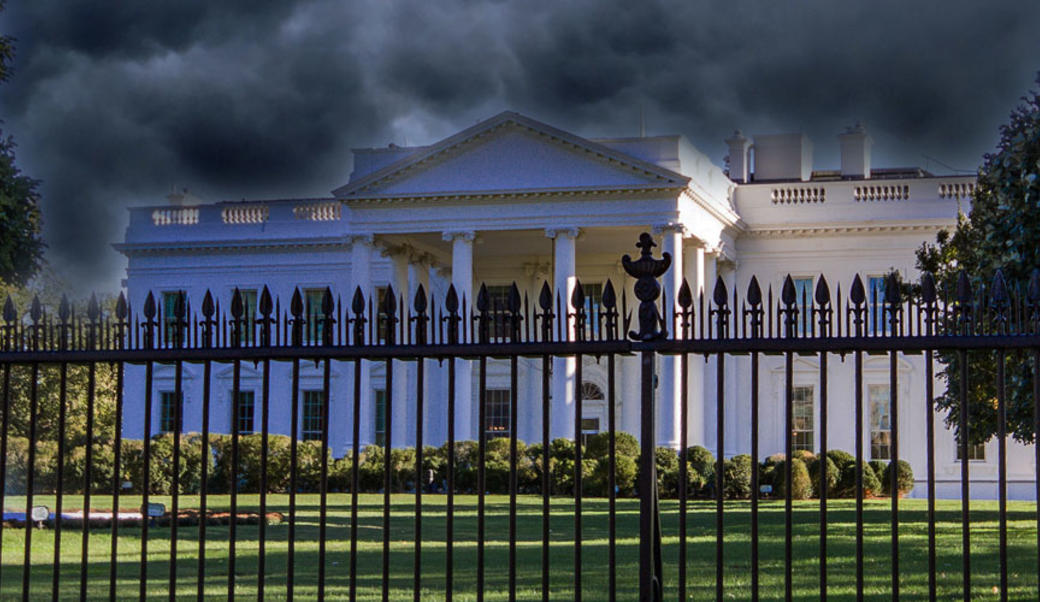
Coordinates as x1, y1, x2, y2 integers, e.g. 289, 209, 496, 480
651, 222, 687, 237
346, 233, 375, 246
442, 230, 476, 243
544, 226, 582, 240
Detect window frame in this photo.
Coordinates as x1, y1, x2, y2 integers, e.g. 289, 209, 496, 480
301, 390, 325, 441
233, 390, 256, 435
485, 389, 511, 439
868, 383, 892, 460
791, 385, 814, 452
159, 390, 183, 434
374, 389, 386, 445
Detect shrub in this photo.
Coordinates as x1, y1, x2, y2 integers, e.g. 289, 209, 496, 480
685, 446, 715, 497
585, 431, 639, 462
868, 460, 888, 483
654, 447, 680, 497
808, 456, 839, 498
774, 458, 812, 500
792, 449, 815, 463
835, 461, 882, 498
587, 455, 639, 497
882, 459, 914, 497
826, 449, 855, 470
723, 455, 752, 499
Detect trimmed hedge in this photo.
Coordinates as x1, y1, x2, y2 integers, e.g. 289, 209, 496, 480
0, 432, 913, 501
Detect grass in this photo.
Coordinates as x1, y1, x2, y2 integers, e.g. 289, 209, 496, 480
0, 493, 1037, 600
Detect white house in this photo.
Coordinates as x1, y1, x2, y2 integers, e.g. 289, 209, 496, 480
116, 111, 1035, 499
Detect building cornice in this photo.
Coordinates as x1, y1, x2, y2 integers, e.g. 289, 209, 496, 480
340, 185, 686, 206
114, 236, 353, 257
742, 219, 954, 238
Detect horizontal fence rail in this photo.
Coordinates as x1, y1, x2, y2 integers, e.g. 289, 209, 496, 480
0, 233, 1037, 600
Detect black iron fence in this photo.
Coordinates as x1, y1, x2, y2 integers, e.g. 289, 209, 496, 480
0, 232, 1038, 600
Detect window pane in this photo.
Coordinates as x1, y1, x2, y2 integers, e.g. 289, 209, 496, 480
486, 389, 510, 438
792, 278, 812, 335
302, 390, 324, 441
304, 288, 326, 343
162, 292, 186, 344
957, 442, 986, 461
235, 391, 255, 435
484, 286, 515, 340
239, 289, 258, 345
869, 384, 891, 459
160, 391, 182, 433
792, 385, 813, 452
374, 390, 386, 445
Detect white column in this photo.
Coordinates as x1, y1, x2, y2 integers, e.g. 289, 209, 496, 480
411, 254, 434, 444
546, 226, 580, 441
391, 250, 411, 448
683, 242, 706, 448
654, 223, 684, 448
349, 234, 375, 446
721, 259, 739, 457
443, 231, 475, 441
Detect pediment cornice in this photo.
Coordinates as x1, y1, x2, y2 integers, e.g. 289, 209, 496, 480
333, 111, 690, 198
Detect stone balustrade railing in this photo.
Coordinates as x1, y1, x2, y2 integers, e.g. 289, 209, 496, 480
293, 201, 342, 221
854, 184, 910, 202
770, 186, 826, 204
151, 207, 200, 226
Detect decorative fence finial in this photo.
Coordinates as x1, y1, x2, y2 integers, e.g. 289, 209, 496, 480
622, 232, 672, 341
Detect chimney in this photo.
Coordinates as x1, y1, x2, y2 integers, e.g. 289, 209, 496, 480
166, 187, 203, 206
725, 130, 751, 183
752, 133, 813, 182
838, 123, 872, 179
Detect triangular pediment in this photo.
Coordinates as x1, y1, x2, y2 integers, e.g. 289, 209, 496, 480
333, 111, 689, 198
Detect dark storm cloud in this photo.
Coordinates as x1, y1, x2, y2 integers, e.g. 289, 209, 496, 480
1, 0, 1038, 291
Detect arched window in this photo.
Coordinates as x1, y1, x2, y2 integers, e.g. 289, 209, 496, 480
580, 381, 606, 445
581, 381, 604, 400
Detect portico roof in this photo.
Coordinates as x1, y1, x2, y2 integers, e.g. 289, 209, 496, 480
332, 111, 691, 199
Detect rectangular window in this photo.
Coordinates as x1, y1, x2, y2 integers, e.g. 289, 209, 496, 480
234, 390, 255, 435
376, 286, 390, 343
302, 390, 324, 441
160, 391, 182, 433
484, 285, 514, 340
238, 289, 258, 345
374, 389, 386, 445
957, 442, 986, 461
868, 276, 887, 333
162, 291, 186, 344
486, 389, 511, 438
869, 384, 892, 460
304, 288, 326, 343
583, 282, 604, 336
792, 277, 813, 335
792, 385, 814, 452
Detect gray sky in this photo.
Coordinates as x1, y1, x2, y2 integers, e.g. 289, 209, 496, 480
1, 0, 1038, 292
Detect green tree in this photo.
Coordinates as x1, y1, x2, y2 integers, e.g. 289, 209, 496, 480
917, 75, 1040, 444
0, 1, 45, 286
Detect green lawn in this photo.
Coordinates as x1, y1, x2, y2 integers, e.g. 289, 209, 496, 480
0, 494, 1037, 600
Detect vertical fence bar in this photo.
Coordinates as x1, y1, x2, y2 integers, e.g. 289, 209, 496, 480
414, 355, 426, 602
287, 357, 300, 600
228, 358, 241, 598
541, 353, 550, 602
257, 355, 271, 600
678, 350, 688, 602
854, 347, 864, 601
477, 354, 487, 602
607, 353, 617, 602
638, 349, 660, 602
140, 360, 154, 602
574, 355, 584, 602
783, 346, 793, 602
169, 359, 183, 600
819, 350, 828, 599
349, 358, 362, 601
997, 349, 1008, 601
750, 348, 760, 602
0, 363, 10, 593
53, 363, 68, 600
382, 359, 393, 602
197, 359, 211, 600
446, 355, 456, 602
959, 349, 970, 600
80, 361, 96, 602
318, 356, 332, 599
109, 361, 124, 602
508, 354, 518, 602
1034, 349, 1040, 597
889, 345, 899, 599
22, 360, 39, 602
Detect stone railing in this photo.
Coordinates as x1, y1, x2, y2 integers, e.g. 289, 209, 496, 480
938, 182, 975, 199
293, 201, 342, 221
151, 207, 199, 226
221, 204, 270, 224
854, 184, 910, 202
770, 186, 826, 204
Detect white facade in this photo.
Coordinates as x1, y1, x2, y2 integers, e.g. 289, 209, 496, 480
117, 111, 1034, 500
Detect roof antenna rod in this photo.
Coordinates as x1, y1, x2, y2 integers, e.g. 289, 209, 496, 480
639, 103, 646, 138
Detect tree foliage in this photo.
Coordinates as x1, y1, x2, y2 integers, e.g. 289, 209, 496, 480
0, 1, 45, 286
917, 75, 1040, 444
